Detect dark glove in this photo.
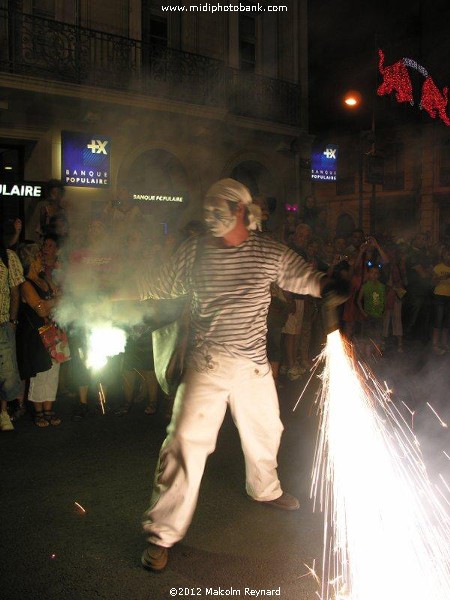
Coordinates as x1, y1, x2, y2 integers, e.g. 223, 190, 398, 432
321, 277, 351, 334
321, 277, 351, 306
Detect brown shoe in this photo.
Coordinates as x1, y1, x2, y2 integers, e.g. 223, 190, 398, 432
258, 492, 300, 511
141, 543, 169, 572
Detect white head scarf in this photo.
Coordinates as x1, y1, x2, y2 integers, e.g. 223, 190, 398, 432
205, 178, 262, 231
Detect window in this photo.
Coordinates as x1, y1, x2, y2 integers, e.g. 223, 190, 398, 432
239, 14, 256, 72
142, 1, 168, 47
145, 15, 167, 47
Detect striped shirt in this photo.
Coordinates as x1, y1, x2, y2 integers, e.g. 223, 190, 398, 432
139, 233, 325, 364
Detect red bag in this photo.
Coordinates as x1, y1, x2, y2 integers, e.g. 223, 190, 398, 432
38, 321, 71, 363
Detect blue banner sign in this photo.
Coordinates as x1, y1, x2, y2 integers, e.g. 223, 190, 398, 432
62, 131, 110, 187
311, 144, 338, 181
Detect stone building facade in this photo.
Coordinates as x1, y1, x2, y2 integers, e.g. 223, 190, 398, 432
0, 0, 312, 237
313, 121, 450, 244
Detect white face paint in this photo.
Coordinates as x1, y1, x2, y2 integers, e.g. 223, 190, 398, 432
203, 198, 237, 237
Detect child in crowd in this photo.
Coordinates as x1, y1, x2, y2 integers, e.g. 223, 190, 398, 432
357, 263, 386, 359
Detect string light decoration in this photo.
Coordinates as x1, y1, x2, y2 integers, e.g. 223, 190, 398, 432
377, 49, 450, 126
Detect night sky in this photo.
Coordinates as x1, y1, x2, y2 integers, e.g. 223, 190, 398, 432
308, 0, 450, 134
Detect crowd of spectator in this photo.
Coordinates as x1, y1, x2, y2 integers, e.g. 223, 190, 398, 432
258, 195, 450, 385
0, 182, 449, 432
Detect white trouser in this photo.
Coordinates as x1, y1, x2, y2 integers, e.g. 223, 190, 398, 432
143, 348, 284, 548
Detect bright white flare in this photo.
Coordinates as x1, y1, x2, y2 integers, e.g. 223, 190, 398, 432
86, 325, 126, 371
312, 330, 450, 600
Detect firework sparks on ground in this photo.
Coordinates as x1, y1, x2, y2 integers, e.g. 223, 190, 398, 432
98, 382, 106, 415
311, 330, 450, 600
74, 501, 86, 515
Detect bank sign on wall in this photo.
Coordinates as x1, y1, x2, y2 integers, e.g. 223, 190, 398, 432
311, 144, 338, 181
0, 183, 43, 198
62, 131, 110, 188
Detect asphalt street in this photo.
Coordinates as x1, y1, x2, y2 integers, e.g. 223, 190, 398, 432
1, 343, 449, 600
0, 378, 324, 600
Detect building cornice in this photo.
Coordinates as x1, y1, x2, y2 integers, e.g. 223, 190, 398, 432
0, 73, 303, 137
0, 73, 228, 121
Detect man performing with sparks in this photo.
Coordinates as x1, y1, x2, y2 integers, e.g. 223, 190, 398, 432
138, 178, 345, 572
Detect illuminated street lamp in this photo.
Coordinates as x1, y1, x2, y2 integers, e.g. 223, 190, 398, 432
343, 90, 381, 229
343, 90, 362, 108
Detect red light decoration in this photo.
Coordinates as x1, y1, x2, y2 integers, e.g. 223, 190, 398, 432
377, 49, 450, 126
420, 76, 450, 126
377, 50, 414, 105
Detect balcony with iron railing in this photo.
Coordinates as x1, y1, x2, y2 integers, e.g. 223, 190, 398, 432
0, 8, 300, 126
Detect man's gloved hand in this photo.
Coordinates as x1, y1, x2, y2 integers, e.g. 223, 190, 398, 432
321, 276, 351, 307
321, 276, 351, 334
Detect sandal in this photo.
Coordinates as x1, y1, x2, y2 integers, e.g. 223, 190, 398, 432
35, 412, 49, 428
44, 411, 61, 426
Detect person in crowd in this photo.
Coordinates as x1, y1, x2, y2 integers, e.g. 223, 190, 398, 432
115, 323, 159, 416
253, 196, 273, 237
47, 213, 69, 243
2, 218, 23, 251
0, 237, 24, 432
297, 238, 328, 369
342, 235, 387, 340
431, 246, 450, 355
333, 235, 348, 257
134, 178, 347, 572
403, 233, 433, 340
299, 195, 328, 239
345, 228, 366, 255
115, 226, 160, 417
357, 262, 386, 359
16, 243, 62, 427
281, 223, 312, 380
278, 201, 299, 245
382, 244, 406, 353
2, 219, 27, 418
266, 283, 292, 388
320, 239, 335, 269
28, 179, 66, 242
68, 218, 116, 420
41, 233, 60, 280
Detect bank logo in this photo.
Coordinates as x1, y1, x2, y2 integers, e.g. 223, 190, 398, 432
62, 131, 111, 188
87, 140, 108, 154
323, 147, 336, 159
311, 143, 338, 182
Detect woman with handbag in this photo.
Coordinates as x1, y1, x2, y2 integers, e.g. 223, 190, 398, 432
16, 243, 62, 427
